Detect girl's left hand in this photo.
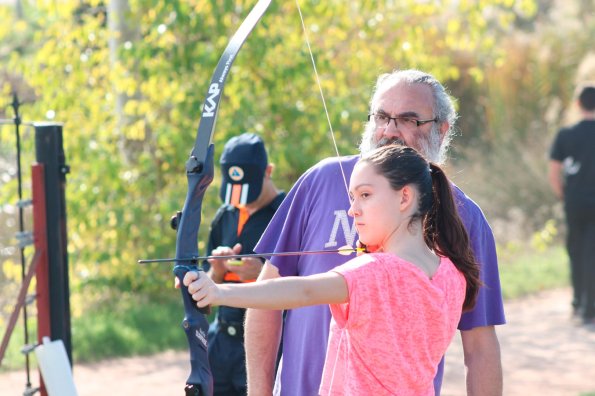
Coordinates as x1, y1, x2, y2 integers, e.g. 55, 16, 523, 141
183, 270, 220, 308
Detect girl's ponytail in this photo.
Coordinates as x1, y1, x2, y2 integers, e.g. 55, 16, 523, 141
425, 163, 481, 311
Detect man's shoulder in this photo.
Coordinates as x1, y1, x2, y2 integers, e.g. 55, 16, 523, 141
211, 204, 236, 223
557, 120, 595, 138
451, 184, 478, 209
310, 154, 359, 171
300, 155, 359, 181
269, 191, 286, 211
216, 203, 237, 213
288, 155, 359, 193
451, 184, 488, 226
551, 121, 595, 156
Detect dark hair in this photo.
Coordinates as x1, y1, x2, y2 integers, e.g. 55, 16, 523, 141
577, 84, 595, 111
361, 144, 481, 310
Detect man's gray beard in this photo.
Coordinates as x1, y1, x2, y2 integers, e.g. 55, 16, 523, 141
359, 124, 444, 164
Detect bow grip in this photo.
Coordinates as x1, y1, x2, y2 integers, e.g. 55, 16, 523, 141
174, 265, 211, 315
174, 265, 213, 396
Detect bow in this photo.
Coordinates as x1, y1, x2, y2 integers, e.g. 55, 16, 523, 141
171, 1, 272, 395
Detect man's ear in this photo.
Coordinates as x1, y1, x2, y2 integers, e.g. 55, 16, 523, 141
439, 121, 449, 140
265, 164, 274, 178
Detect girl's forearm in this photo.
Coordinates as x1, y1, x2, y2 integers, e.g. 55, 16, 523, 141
216, 273, 347, 310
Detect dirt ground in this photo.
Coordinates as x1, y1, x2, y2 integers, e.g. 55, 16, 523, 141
1, 288, 595, 396
441, 288, 595, 396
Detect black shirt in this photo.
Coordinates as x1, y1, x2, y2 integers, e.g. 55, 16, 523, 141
550, 120, 595, 208
203, 192, 286, 323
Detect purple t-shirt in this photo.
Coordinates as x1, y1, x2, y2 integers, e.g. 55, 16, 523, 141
254, 155, 506, 396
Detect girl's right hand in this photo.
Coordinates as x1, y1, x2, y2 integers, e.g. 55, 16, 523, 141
356, 240, 379, 255
183, 270, 220, 308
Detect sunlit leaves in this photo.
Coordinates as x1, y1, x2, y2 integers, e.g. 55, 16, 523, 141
0, 0, 536, 305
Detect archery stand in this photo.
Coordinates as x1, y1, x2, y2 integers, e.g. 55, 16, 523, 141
33, 123, 73, 361
33, 123, 75, 396
35, 337, 78, 396
0, 121, 76, 396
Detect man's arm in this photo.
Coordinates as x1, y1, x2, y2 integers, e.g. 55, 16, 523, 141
461, 326, 503, 396
548, 160, 564, 200
207, 244, 260, 283
244, 261, 283, 396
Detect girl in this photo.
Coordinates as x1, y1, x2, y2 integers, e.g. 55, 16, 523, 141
183, 144, 481, 395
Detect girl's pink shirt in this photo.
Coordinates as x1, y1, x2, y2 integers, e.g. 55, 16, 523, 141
319, 252, 466, 395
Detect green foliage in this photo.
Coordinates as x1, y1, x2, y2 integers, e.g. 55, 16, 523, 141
530, 219, 558, 251
71, 293, 189, 363
448, 1, 594, 239
496, 221, 568, 300
0, 0, 546, 366
3, 0, 595, 375
0, 0, 532, 304
498, 243, 568, 300
0, 316, 29, 371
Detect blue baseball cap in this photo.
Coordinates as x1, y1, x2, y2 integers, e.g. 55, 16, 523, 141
219, 133, 268, 205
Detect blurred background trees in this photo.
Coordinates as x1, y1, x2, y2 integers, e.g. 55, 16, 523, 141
0, 0, 593, 357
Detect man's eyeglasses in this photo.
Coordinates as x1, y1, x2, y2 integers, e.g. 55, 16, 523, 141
368, 113, 437, 129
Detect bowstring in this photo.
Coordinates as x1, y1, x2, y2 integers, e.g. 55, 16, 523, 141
295, 0, 350, 199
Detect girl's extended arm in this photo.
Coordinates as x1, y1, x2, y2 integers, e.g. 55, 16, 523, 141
183, 270, 348, 310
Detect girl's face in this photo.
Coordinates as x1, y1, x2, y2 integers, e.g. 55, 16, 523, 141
348, 161, 403, 247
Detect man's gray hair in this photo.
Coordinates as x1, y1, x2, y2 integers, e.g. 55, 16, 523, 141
359, 69, 458, 165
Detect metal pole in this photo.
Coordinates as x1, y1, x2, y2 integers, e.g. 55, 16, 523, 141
34, 122, 72, 364
10, 92, 34, 391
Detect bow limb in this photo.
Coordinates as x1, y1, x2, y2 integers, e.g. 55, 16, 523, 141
173, 1, 272, 395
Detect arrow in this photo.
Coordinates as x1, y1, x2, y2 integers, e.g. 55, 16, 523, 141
138, 247, 364, 264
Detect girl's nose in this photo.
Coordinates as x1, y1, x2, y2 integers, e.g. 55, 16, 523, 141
348, 201, 359, 217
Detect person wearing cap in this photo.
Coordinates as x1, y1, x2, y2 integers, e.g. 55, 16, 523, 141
203, 132, 285, 395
